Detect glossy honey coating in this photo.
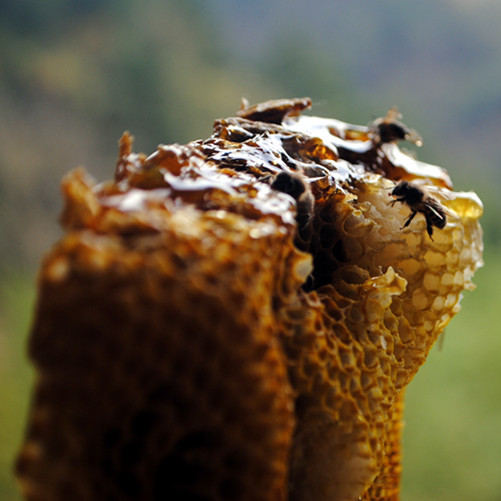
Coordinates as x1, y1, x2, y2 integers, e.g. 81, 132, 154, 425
16, 99, 483, 501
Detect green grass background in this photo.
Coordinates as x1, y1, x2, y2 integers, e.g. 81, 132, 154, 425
1, 247, 499, 501
0, 274, 35, 501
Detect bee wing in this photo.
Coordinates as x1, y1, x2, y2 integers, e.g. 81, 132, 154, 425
405, 128, 423, 147
423, 187, 459, 220
441, 205, 459, 221
425, 185, 453, 199
426, 201, 448, 222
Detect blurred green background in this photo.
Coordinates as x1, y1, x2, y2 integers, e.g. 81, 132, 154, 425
1, 1, 500, 500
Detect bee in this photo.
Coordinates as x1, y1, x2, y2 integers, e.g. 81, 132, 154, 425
270, 171, 314, 230
389, 181, 447, 239
369, 106, 423, 148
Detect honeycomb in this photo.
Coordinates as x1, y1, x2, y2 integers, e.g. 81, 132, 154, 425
16, 98, 483, 501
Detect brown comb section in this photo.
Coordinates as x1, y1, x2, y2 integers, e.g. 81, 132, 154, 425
17, 195, 304, 501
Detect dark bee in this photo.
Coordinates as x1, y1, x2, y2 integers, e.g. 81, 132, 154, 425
270, 171, 314, 230
369, 106, 422, 148
390, 181, 447, 239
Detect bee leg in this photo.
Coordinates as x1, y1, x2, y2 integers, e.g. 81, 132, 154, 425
389, 197, 405, 207
425, 215, 435, 240
401, 210, 417, 229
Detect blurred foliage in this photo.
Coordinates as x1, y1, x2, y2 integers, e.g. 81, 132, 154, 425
0, 275, 35, 501
1, 1, 500, 500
